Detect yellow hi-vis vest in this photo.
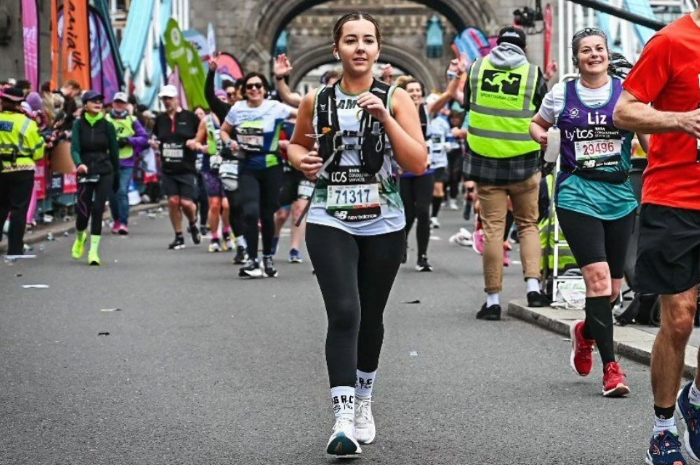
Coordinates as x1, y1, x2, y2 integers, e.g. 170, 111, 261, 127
0, 111, 45, 173
106, 113, 136, 160
467, 57, 541, 158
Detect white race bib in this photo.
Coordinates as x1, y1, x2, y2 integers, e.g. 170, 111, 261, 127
574, 139, 621, 160
298, 181, 315, 199
219, 160, 238, 177
327, 184, 380, 210
239, 134, 263, 148
163, 148, 184, 159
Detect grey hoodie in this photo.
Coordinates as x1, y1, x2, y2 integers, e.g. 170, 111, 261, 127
488, 43, 529, 69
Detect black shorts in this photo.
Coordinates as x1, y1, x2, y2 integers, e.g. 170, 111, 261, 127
556, 207, 635, 278
433, 167, 447, 184
636, 203, 700, 294
279, 170, 314, 207
161, 172, 197, 200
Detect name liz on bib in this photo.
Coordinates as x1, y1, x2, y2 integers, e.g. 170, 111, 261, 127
567, 110, 622, 169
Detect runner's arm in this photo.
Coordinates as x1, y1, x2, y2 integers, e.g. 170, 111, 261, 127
384, 87, 427, 175
288, 91, 322, 180
614, 90, 700, 137
193, 119, 208, 152
530, 113, 553, 149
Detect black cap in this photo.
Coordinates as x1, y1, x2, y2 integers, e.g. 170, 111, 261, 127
82, 90, 104, 103
1, 87, 25, 102
497, 26, 527, 50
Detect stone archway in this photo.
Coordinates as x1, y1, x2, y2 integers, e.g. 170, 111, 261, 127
288, 42, 441, 91
253, 0, 498, 53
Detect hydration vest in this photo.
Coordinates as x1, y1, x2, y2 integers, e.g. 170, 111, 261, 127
315, 79, 392, 176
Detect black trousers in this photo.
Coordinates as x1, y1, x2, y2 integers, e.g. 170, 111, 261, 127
306, 224, 405, 388
239, 165, 283, 260
76, 174, 113, 236
0, 170, 34, 255
446, 149, 463, 200
400, 172, 435, 257
225, 188, 244, 239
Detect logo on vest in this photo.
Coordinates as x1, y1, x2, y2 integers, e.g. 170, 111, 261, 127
569, 108, 580, 118
481, 70, 522, 96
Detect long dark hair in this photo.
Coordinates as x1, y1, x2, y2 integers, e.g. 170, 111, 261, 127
240, 72, 270, 101
332, 12, 382, 47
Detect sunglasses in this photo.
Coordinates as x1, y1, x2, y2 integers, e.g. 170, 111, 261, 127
88, 99, 104, 104
246, 83, 264, 90
227, 92, 236, 97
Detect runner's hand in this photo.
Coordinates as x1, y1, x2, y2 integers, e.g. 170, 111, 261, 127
680, 107, 700, 139
358, 92, 390, 123
77, 164, 88, 174
538, 132, 548, 150
208, 56, 218, 72
274, 54, 293, 78
185, 139, 198, 150
150, 137, 159, 149
299, 151, 323, 181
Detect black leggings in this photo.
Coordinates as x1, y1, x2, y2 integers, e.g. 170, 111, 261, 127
446, 149, 463, 200
400, 172, 435, 257
307, 224, 405, 388
77, 174, 113, 236
556, 207, 635, 277
225, 189, 244, 239
239, 165, 282, 260
0, 170, 34, 255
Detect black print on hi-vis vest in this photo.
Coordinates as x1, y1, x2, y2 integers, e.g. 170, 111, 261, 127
481, 70, 522, 96
326, 166, 382, 222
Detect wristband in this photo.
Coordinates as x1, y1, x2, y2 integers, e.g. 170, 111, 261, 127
275, 76, 285, 81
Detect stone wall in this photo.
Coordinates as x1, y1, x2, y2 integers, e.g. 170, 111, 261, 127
0, 0, 52, 86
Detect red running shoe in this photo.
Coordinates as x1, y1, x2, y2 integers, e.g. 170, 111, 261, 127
603, 362, 630, 397
569, 320, 594, 377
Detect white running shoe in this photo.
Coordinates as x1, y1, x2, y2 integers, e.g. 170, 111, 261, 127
326, 418, 362, 456
430, 217, 440, 229
354, 397, 376, 444
449, 228, 473, 247
448, 199, 459, 210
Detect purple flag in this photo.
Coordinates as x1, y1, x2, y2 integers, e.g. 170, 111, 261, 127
22, 0, 40, 91
89, 8, 120, 102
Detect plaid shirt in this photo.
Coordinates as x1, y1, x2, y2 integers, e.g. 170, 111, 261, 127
463, 148, 542, 186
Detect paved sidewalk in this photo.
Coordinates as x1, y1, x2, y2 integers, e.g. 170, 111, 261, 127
508, 300, 699, 379
0, 200, 168, 254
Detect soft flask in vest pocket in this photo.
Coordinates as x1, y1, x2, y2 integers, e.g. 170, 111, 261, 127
360, 120, 385, 176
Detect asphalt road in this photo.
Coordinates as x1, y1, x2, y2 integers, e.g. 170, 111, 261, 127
1, 206, 660, 464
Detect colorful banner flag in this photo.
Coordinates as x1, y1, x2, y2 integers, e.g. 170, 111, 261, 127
51, 0, 59, 89
89, 7, 121, 102
163, 19, 208, 109
207, 23, 216, 57
62, 0, 91, 89
22, 0, 40, 91
215, 52, 244, 82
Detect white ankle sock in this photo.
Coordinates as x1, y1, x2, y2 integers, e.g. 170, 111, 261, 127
526, 278, 540, 294
356, 370, 376, 399
689, 382, 700, 406
236, 236, 247, 248
653, 416, 678, 436
331, 386, 355, 422
487, 293, 500, 307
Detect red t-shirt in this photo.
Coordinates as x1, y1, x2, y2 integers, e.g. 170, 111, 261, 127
623, 14, 700, 210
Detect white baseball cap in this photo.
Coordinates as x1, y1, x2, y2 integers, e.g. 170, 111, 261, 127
158, 85, 178, 98
113, 92, 128, 103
